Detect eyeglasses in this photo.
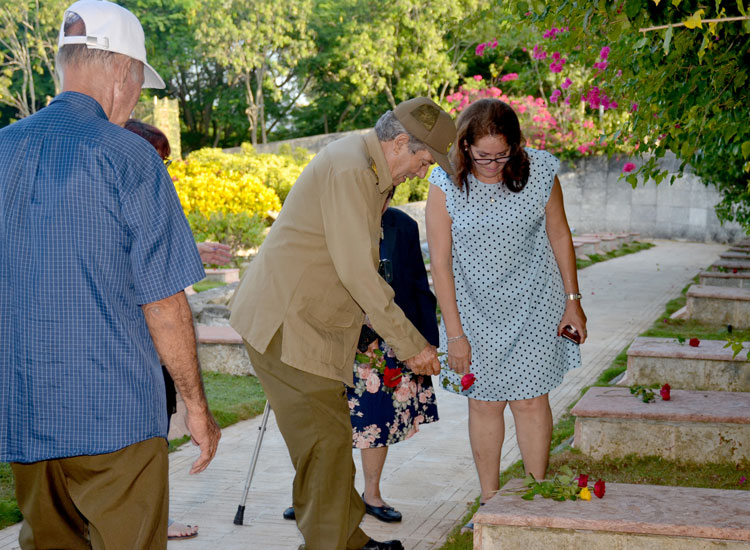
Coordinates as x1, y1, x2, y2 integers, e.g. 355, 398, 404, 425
163, 158, 173, 168
470, 148, 512, 166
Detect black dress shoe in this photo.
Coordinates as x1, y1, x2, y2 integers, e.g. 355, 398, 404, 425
360, 539, 404, 550
362, 494, 402, 523
283, 506, 295, 520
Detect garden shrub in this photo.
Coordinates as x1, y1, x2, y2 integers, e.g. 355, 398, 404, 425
187, 212, 267, 251
169, 145, 310, 250
391, 175, 430, 205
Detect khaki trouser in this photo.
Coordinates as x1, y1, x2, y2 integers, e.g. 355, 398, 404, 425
11, 437, 168, 550
246, 329, 370, 550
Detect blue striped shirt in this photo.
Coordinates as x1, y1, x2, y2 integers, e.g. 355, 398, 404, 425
0, 92, 205, 462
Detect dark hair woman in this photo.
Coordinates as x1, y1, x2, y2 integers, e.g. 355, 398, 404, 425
451, 99, 531, 194
425, 98, 586, 531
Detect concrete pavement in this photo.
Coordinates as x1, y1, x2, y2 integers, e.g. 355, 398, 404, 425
0, 240, 726, 550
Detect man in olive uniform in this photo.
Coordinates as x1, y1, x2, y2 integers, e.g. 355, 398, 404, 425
230, 97, 456, 550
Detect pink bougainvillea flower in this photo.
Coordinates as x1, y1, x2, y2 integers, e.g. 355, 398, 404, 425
552, 51, 561, 61
630, 102, 639, 113
689, 338, 700, 347
490, 39, 498, 48
622, 162, 636, 173
577, 474, 589, 487
593, 479, 606, 498
561, 77, 572, 89
740, 476, 747, 485
500, 73, 519, 82
460, 373, 476, 391
475, 43, 486, 56
660, 383, 671, 401
532, 44, 547, 60
599, 46, 610, 60
550, 89, 562, 103
473, 74, 483, 81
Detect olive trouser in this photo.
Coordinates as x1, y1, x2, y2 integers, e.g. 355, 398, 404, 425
11, 437, 168, 550
245, 329, 370, 550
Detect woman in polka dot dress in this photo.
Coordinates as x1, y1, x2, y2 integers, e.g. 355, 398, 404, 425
426, 98, 586, 511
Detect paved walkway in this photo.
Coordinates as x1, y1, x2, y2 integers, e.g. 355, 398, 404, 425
0, 240, 726, 550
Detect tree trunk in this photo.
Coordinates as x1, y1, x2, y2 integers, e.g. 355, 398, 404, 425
257, 65, 267, 144
243, 73, 258, 146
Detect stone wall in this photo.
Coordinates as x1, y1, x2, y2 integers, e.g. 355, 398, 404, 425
225, 129, 370, 156
133, 96, 182, 159
558, 153, 743, 243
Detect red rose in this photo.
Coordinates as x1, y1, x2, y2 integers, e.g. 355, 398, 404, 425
689, 338, 700, 347
593, 479, 606, 498
577, 474, 589, 488
383, 367, 402, 388
733, 268, 739, 274
660, 383, 671, 401
461, 373, 476, 391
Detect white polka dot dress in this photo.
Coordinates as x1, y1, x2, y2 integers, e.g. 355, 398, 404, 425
429, 148, 581, 401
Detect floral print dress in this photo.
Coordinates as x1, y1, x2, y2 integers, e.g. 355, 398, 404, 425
349, 337, 439, 448
347, 207, 440, 448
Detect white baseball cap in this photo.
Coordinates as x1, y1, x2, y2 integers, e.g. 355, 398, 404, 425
58, 0, 165, 89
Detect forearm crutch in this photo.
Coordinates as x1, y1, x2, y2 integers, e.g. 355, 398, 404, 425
233, 400, 271, 525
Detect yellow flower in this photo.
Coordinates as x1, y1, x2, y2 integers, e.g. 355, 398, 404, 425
579, 487, 592, 501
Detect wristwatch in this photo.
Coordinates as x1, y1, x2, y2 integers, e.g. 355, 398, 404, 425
566, 292, 583, 300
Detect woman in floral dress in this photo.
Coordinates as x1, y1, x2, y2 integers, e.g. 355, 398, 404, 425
348, 206, 440, 522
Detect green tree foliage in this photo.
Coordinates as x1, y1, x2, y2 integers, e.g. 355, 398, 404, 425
0, 0, 65, 121
195, 0, 314, 145
121, 0, 249, 150
532, 0, 750, 228
293, 0, 489, 135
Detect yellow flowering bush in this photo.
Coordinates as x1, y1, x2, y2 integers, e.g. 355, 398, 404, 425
167, 144, 310, 250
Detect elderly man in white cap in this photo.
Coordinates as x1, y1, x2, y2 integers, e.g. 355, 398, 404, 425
0, 1, 220, 548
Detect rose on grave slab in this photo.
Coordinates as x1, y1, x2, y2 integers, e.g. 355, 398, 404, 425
660, 383, 671, 401
594, 479, 606, 498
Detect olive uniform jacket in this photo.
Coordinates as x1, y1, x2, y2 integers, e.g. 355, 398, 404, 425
229, 131, 428, 385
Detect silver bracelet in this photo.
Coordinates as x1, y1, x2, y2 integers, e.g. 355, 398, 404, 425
446, 333, 467, 344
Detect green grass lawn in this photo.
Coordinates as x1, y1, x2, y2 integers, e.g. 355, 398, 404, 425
192, 280, 229, 293
0, 371, 266, 529
575, 241, 654, 270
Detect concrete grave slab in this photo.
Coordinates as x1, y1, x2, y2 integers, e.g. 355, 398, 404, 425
699, 270, 750, 288
686, 284, 750, 327
625, 337, 750, 391
474, 479, 750, 550
571, 386, 750, 462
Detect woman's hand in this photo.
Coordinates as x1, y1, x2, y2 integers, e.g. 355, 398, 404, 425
447, 335, 472, 374
196, 242, 232, 266
558, 300, 588, 344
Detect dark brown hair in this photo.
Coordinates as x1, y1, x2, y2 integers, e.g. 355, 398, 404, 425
450, 99, 530, 194
124, 119, 171, 160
